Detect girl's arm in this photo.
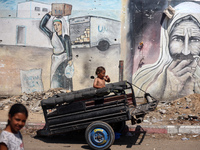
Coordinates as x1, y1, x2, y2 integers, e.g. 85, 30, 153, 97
0, 143, 8, 150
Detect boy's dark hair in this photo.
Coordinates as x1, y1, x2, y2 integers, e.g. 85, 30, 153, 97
7, 103, 28, 125
96, 66, 105, 75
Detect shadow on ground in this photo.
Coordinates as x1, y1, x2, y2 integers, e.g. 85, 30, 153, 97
34, 125, 146, 149
114, 125, 146, 148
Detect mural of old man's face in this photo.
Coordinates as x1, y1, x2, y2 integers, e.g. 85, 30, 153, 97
132, 1, 200, 101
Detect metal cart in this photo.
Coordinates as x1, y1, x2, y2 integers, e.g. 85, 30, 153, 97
37, 81, 158, 150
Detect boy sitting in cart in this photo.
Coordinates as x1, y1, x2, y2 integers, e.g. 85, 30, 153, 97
93, 66, 110, 105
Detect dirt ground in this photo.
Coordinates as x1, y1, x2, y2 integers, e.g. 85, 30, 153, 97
22, 130, 200, 150
1, 92, 200, 150
142, 93, 200, 126
0, 92, 200, 126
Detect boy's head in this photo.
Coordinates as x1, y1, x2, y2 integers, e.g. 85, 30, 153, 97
96, 66, 105, 75
96, 66, 106, 78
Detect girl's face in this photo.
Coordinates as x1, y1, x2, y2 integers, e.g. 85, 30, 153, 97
53, 22, 62, 34
98, 70, 105, 79
9, 113, 27, 133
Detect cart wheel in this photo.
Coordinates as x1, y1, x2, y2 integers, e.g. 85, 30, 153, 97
85, 121, 115, 150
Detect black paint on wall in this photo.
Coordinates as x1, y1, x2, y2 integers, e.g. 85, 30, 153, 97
127, 0, 168, 81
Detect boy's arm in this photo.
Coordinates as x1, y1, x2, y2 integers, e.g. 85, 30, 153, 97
39, 13, 53, 39
104, 75, 110, 82
93, 78, 99, 88
64, 35, 72, 61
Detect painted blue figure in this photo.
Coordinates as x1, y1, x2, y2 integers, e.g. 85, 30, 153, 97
40, 12, 73, 91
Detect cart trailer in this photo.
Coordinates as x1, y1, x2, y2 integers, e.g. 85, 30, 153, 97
37, 81, 158, 150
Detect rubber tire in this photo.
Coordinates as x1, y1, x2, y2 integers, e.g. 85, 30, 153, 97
85, 121, 115, 150
97, 40, 110, 51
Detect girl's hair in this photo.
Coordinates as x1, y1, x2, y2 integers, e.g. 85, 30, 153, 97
95, 66, 105, 75
7, 103, 28, 125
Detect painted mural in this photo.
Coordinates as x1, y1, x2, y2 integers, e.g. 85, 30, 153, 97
39, 8, 73, 90
131, 0, 200, 101
1, 0, 199, 102
0, 0, 121, 95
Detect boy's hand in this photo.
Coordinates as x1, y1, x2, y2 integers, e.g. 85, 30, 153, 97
105, 75, 110, 82
68, 60, 73, 66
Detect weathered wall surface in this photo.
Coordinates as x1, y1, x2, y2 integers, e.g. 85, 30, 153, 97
1, 0, 200, 102
126, 0, 200, 101
0, 0, 121, 96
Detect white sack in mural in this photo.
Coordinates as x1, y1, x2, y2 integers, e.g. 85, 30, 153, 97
20, 69, 44, 94
133, 2, 200, 101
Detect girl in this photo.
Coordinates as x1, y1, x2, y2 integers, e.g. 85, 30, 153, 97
0, 103, 28, 150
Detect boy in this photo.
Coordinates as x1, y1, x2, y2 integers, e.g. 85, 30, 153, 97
93, 66, 110, 105
93, 66, 110, 88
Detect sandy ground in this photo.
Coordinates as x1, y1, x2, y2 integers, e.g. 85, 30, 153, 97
22, 132, 200, 150
0, 93, 200, 126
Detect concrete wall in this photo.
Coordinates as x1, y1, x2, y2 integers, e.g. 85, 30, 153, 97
0, 0, 121, 96
0, 18, 51, 47
125, 0, 200, 101
1, 0, 200, 102
17, 1, 51, 18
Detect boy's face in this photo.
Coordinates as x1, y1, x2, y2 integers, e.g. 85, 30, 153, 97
53, 22, 62, 33
98, 70, 105, 79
